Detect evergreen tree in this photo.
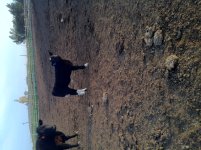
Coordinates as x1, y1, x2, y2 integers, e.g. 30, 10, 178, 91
7, 0, 25, 44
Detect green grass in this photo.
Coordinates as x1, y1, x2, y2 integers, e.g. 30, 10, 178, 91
24, 0, 39, 149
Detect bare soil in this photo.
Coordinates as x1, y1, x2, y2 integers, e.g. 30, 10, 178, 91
31, 0, 201, 149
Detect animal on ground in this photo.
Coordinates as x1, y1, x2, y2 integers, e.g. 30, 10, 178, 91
49, 52, 88, 97
36, 119, 79, 150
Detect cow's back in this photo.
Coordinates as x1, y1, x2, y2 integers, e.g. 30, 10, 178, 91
36, 138, 57, 150
54, 59, 72, 86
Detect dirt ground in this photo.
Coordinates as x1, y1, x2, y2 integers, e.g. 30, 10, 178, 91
31, 0, 201, 149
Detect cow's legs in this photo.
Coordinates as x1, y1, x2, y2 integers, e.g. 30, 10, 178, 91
55, 131, 67, 142
57, 143, 79, 149
64, 134, 78, 141
71, 63, 88, 71
76, 88, 87, 95
66, 88, 78, 95
66, 88, 87, 96
56, 132, 78, 141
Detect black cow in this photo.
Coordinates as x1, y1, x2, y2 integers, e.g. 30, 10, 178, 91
36, 120, 79, 150
49, 52, 88, 97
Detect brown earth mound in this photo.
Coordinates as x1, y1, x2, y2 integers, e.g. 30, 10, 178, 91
31, 0, 201, 149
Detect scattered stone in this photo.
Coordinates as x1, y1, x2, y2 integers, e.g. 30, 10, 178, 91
119, 135, 125, 142
165, 55, 179, 70
145, 26, 154, 38
120, 116, 124, 123
87, 105, 93, 116
154, 29, 163, 46
143, 26, 154, 47
60, 18, 64, 23
102, 92, 108, 104
155, 16, 163, 27
126, 123, 135, 134
126, 110, 130, 116
116, 41, 125, 55
144, 38, 153, 47
181, 145, 190, 150
143, 26, 164, 47
175, 29, 182, 40
57, 13, 63, 22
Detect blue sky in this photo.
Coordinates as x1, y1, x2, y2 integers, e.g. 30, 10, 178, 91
0, 1, 32, 150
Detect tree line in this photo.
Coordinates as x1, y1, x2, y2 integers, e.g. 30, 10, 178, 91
7, 0, 25, 44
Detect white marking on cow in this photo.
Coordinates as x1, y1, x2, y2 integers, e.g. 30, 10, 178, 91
65, 95, 70, 98
77, 88, 87, 95
84, 63, 89, 67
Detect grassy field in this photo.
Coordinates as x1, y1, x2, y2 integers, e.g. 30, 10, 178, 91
24, 0, 39, 149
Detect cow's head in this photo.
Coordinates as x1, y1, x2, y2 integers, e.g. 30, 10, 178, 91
49, 51, 60, 66
38, 119, 43, 126
49, 53, 61, 66
36, 119, 57, 138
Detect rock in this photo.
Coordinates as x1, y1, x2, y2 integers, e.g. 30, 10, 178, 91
126, 123, 135, 134
143, 26, 154, 47
102, 92, 108, 104
120, 116, 124, 123
154, 29, 163, 46
145, 26, 154, 38
87, 105, 93, 116
181, 145, 190, 150
60, 18, 64, 22
144, 37, 153, 47
165, 55, 179, 70
120, 136, 125, 142
155, 16, 163, 26
175, 29, 182, 40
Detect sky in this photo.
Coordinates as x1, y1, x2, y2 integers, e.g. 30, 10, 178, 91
0, 0, 32, 150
